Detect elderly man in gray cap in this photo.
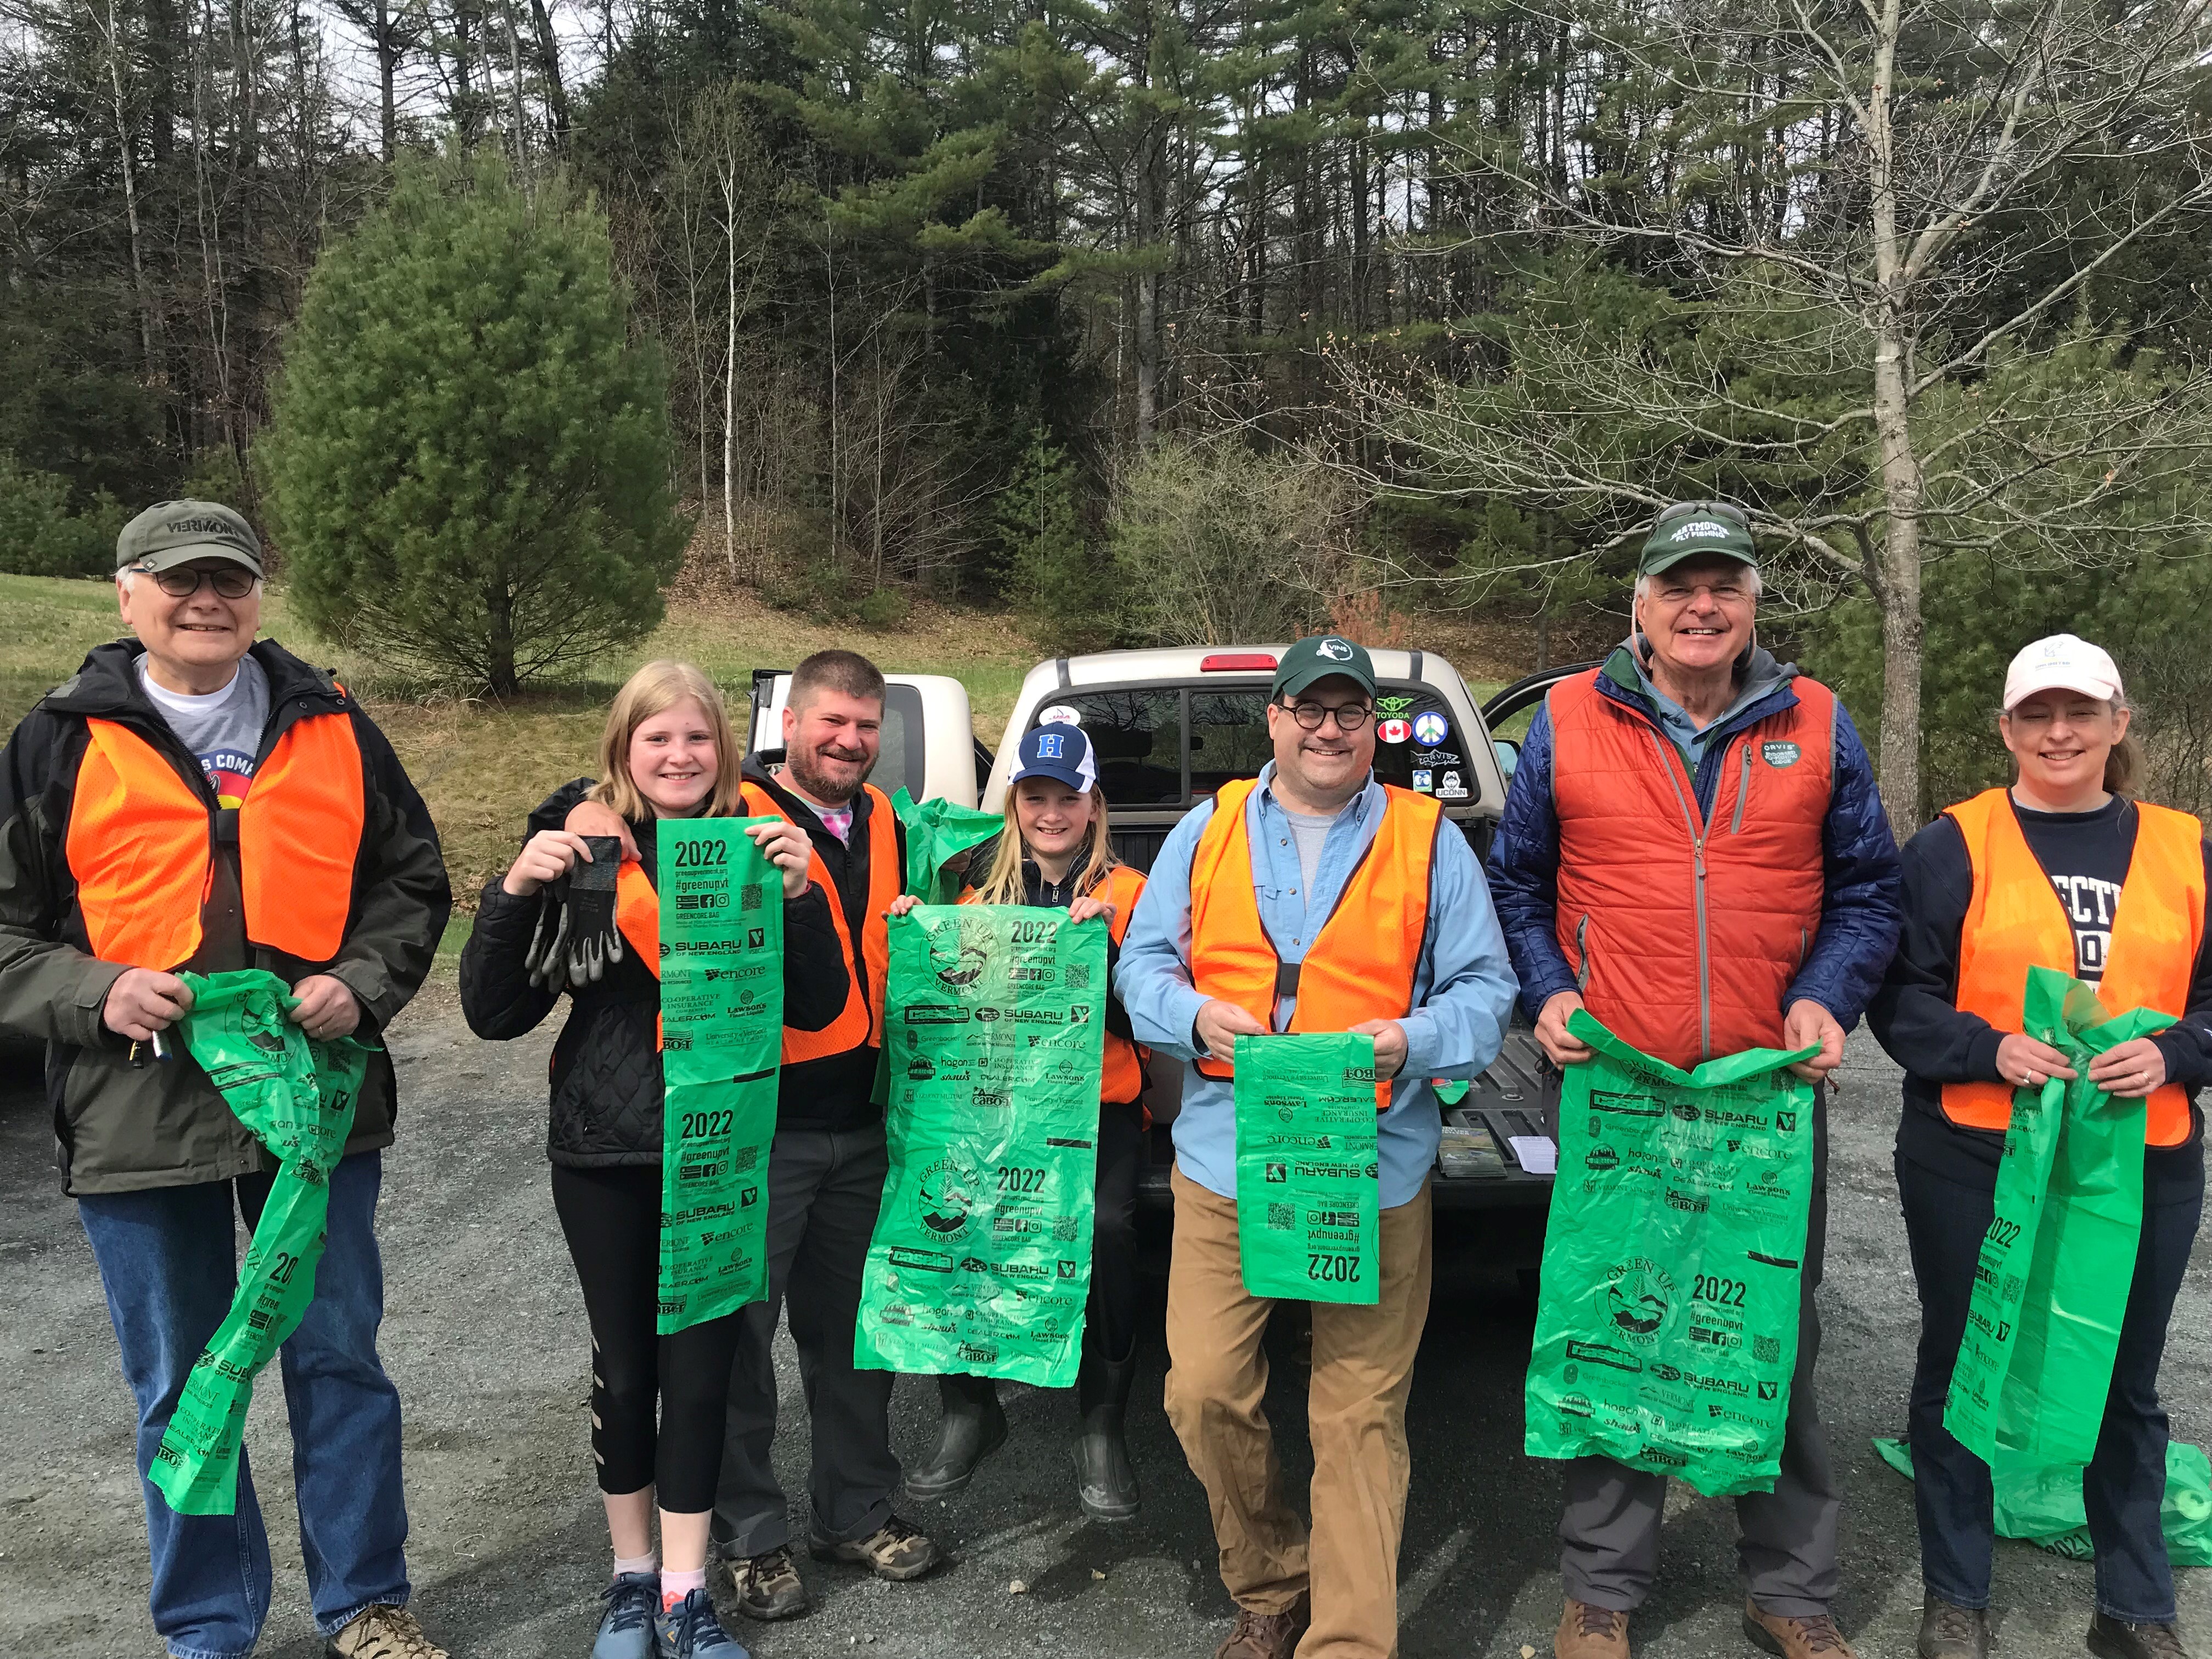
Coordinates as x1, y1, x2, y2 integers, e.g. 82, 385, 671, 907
0, 501, 452, 1659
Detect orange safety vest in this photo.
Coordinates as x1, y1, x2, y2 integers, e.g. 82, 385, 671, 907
959, 861, 1150, 1106
1187, 777, 1440, 1108
742, 781, 898, 1063
1549, 668, 1834, 1069
66, 714, 365, 969
1942, 787, 2206, 1147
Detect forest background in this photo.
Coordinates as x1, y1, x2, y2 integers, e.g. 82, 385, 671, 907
9, 0, 2212, 834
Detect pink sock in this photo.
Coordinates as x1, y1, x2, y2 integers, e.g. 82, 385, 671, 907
613, 1551, 657, 1581
660, 1567, 706, 1611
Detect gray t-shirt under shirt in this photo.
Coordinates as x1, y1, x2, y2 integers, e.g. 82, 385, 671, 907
1283, 807, 1333, 895
138, 653, 270, 808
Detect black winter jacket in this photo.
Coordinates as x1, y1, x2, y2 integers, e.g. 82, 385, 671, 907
459, 786, 848, 1167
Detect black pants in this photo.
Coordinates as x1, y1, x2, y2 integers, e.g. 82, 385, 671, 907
1084, 1100, 1145, 1369
550, 1163, 746, 1513
1897, 1146, 2204, 1621
715, 1124, 902, 1556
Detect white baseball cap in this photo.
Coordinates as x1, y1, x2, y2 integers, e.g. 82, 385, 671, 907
2002, 634, 2124, 712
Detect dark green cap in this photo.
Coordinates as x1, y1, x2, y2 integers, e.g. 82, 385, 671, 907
1272, 635, 1376, 702
116, 499, 264, 578
1639, 501, 1757, 576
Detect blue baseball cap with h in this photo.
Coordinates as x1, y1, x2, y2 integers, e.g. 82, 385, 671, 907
1010, 723, 1099, 793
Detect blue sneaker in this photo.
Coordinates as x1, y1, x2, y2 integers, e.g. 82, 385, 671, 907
654, 1588, 750, 1657
592, 1572, 658, 1659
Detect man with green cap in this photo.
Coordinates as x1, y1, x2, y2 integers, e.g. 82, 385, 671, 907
0, 500, 453, 1658
1488, 503, 1901, 1659
1119, 635, 1517, 1659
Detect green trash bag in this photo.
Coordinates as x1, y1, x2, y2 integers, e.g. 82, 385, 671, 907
857, 904, 1109, 1387
1523, 1011, 1819, 1498
1232, 1032, 1381, 1306
1946, 967, 2169, 1471
656, 817, 785, 1334
151, 970, 373, 1515
1873, 1436, 2212, 1566
889, 787, 1005, 903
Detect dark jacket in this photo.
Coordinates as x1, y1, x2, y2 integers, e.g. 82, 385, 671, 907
458, 781, 849, 1165
1487, 641, 1902, 1031
737, 758, 907, 1132
0, 637, 453, 1194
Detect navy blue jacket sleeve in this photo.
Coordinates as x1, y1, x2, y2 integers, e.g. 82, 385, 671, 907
1486, 704, 1579, 1023
1783, 701, 1903, 1028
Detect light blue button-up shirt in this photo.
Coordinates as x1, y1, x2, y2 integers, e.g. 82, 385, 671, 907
1115, 764, 1519, 1208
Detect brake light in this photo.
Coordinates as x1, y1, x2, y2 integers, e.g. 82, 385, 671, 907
1200, 653, 1279, 672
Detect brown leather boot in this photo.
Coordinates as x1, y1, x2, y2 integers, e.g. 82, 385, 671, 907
1743, 1601, 1859, 1659
1214, 1596, 1311, 1659
1557, 1600, 1630, 1659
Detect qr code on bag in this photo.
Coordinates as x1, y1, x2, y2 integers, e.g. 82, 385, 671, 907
1268, 1203, 1294, 1231
742, 884, 764, 912
1064, 962, 1091, 990
1753, 1335, 1780, 1364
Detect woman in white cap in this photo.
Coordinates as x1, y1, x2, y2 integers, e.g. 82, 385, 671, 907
1870, 635, 2212, 1659
886, 721, 1152, 1521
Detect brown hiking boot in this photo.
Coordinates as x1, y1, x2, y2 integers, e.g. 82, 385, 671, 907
1214, 1596, 1311, 1659
2088, 1613, 2193, 1659
807, 1513, 941, 1581
1558, 1599, 1630, 1659
1919, 1597, 1989, 1659
325, 1605, 447, 1659
1744, 1601, 1858, 1659
727, 1543, 810, 1621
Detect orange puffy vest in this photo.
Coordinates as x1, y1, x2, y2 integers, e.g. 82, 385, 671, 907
960, 860, 1150, 1106
1942, 787, 2205, 1146
1187, 777, 1440, 1107
66, 714, 365, 970
1548, 668, 1835, 1070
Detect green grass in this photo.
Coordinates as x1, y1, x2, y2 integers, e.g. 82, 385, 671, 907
0, 574, 1043, 911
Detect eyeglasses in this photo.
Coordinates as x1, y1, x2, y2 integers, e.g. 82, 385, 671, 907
147, 564, 258, 600
1278, 699, 1372, 732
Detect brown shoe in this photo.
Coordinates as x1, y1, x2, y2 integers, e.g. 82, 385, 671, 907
807, 1513, 940, 1581
1745, 1601, 1858, 1659
727, 1543, 810, 1620
324, 1605, 447, 1659
1558, 1599, 1630, 1659
1215, 1596, 1311, 1659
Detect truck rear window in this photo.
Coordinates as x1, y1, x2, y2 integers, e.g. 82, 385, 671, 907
1032, 683, 1473, 805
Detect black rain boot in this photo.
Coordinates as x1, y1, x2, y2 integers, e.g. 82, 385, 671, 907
1074, 1350, 1141, 1521
906, 1373, 1006, 1499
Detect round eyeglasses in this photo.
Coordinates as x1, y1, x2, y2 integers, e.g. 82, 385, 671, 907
147, 564, 259, 600
1279, 699, 1372, 732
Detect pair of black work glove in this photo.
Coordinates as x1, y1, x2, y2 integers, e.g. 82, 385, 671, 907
522, 836, 627, 990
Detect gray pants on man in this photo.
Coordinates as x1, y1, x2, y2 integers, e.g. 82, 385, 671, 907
1560, 1109, 1839, 1616
714, 1124, 902, 1556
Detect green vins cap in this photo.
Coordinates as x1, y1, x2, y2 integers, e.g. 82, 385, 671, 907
1639, 501, 1757, 576
116, 499, 264, 578
1272, 635, 1376, 702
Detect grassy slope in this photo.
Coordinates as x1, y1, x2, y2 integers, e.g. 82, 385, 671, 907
0, 574, 1038, 912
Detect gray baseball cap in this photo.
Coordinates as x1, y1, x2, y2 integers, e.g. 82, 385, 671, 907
116, 500, 264, 578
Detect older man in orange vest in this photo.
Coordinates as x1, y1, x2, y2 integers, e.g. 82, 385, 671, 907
0, 501, 453, 1659
1120, 635, 1519, 1659
1488, 503, 1902, 1659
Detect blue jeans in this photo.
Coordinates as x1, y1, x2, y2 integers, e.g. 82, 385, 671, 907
1898, 1147, 2204, 1622
78, 1151, 413, 1659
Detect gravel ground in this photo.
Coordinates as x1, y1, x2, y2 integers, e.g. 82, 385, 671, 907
4, 1000, 2209, 1659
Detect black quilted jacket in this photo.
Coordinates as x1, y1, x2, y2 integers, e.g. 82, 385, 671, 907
459, 790, 847, 1167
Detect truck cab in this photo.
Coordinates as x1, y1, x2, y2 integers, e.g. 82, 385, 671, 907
987, 646, 1565, 1235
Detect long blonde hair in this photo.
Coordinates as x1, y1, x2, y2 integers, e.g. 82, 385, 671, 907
587, 660, 747, 821
970, 779, 1120, 905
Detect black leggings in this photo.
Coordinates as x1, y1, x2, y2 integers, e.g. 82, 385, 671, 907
1085, 1100, 1144, 1367
550, 1163, 744, 1511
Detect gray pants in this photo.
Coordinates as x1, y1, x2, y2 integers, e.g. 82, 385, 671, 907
1560, 1103, 1839, 1617
714, 1124, 901, 1557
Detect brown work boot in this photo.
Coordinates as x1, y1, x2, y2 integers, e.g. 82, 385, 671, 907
1214, 1596, 1311, 1659
1744, 1601, 1858, 1659
807, 1513, 941, 1581
1918, 1597, 1989, 1659
1558, 1599, 1630, 1659
727, 1543, 810, 1621
324, 1605, 447, 1658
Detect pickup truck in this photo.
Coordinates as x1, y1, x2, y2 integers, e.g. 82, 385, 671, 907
744, 647, 1582, 1271
981, 646, 1581, 1266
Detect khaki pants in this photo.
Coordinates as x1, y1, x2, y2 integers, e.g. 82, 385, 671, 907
1164, 1167, 1435, 1659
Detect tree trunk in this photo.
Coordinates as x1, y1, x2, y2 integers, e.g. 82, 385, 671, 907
92, 0, 159, 381
487, 583, 518, 694
375, 0, 399, 163
527, 0, 568, 142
